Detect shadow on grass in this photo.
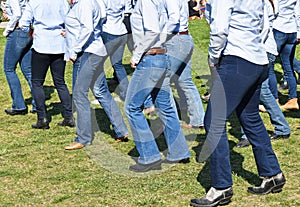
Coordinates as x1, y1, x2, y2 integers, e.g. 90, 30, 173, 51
93, 107, 118, 139
193, 140, 261, 192
127, 115, 168, 160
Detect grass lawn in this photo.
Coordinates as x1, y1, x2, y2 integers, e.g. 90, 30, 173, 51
0, 19, 299, 207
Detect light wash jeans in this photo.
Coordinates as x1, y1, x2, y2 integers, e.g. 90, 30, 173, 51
124, 54, 190, 164
240, 53, 290, 139
73, 52, 128, 145
4, 29, 35, 110
101, 32, 128, 101
166, 34, 204, 127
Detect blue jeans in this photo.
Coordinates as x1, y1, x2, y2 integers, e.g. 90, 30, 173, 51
241, 78, 290, 138
205, 55, 282, 188
73, 52, 128, 145
293, 58, 300, 74
101, 32, 128, 101
241, 53, 290, 138
4, 29, 35, 110
272, 29, 297, 99
31, 49, 72, 119
166, 34, 204, 126
124, 54, 190, 164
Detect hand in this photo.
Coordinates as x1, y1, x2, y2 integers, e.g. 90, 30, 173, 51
61, 29, 66, 38
2, 12, 8, 20
208, 56, 219, 69
28, 29, 34, 38
296, 38, 300, 45
70, 57, 76, 63
130, 59, 137, 69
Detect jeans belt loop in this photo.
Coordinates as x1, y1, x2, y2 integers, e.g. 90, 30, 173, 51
145, 48, 167, 55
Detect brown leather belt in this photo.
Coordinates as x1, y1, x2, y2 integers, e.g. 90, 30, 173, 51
145, 48, 167, 55
173, 30, 189, 35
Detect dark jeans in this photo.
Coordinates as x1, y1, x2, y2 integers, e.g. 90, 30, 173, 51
204, 55, 282, 188
31, 49, 72, 119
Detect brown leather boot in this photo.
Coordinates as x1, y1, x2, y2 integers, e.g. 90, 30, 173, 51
280, 98, 299, 111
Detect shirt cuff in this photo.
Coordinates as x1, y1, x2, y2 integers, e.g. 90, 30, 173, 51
131, 53, 142, 65
70, 51, 78, 61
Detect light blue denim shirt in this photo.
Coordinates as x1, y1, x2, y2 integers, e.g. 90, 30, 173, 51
208, 0, 268, 66
18, 0, 70, 54
3, 0, 28, 37
102, 0, 131, 35
273, 0, 300, 38
165, 0, 189, 33
130, 0, 168, 64
64, 0, 107, 61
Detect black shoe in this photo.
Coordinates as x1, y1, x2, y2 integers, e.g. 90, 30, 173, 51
30, 109, 37, 114
248, 173, 286, 195
236, 139, 250, 148
163, 158, 190, 164
5, 108, 28, 116
57, 117, 75, 127
270, 134, 290, 140
129, 160, 162, 172
32, 118, 50, 129
190, 187, 233, 207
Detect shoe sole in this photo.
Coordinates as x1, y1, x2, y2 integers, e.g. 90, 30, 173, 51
5, 111, 28, 116
247, 182, 285, 195
190, 196, 232, 207
32, 125, 50, 129
129, 162, 162, 173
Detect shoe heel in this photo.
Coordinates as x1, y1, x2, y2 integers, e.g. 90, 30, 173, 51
271, 183, 285, 193
219, 197, 232, 205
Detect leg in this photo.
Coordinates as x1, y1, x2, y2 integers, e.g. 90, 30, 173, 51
3, 30, 29, 111
155, 73, 190, 161
278, 32, 297, 100
92, 71, 128, 139
31, 49, 50, 119
20, 44, 36, 111
204, 56, 268, 188
102, 32, 129, 100
73, 53, 105, 145
124, 54, 167, 164
166, 34, 204, 127
260, 79, 290, 136
49, 54, 72, 119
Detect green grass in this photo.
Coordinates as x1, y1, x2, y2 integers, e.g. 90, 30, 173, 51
0, 19, 300, 207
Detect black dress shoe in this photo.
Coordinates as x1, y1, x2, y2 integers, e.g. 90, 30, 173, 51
248, 173, 285, 195
57, 117, 75, 127
32, 118, 50, 129
129, 160, 162, 173
236, 139, 250, 148
270, 134, 290, 140
5, 108, 28, 116
30, 109, 37, 114
163, 158, 190, 164
190, 187, 233, 207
